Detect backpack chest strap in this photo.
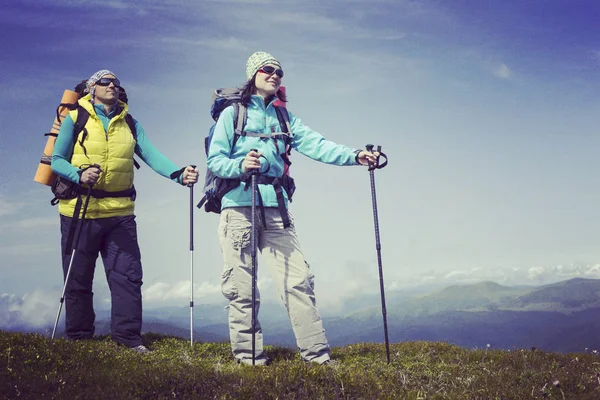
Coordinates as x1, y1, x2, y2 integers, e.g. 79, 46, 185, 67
239, 132, 291, 141
238, 132, 292, 158
239, 132, 290, 138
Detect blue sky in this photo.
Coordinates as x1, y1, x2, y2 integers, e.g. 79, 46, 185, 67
1, 0, 600, 328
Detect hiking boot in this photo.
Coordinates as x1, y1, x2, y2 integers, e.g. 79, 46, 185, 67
131, 345, 152, 354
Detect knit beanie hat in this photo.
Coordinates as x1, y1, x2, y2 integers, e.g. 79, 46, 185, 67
245, 51, 281, 81
86, 69, 117, 99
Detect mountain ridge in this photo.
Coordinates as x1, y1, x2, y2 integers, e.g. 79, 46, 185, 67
5, 277, 600, 353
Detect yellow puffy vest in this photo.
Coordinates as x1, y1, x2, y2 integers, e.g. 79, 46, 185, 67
58, 95, 136, 219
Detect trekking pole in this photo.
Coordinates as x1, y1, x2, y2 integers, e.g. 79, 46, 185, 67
365, 144, 390, 363
51, 183, 94, 339
170, 165, 197, 346
250, 149, 259, 366
188, 165, 196, 347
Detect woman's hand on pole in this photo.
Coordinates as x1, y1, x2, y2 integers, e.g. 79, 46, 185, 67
182, 165, 199, 185
356, 150, 380, 167
243, 150, 262, 173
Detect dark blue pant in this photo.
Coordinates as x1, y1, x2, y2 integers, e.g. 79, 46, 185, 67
60, 214, 143, 347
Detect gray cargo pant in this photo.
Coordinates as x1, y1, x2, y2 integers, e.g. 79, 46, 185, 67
218, 207, 330, 365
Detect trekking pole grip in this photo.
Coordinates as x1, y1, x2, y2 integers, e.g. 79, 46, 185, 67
187, 165, 197, 188
365, 144, 388, 170
365, 144, 376, 171
249, 149, 259, 175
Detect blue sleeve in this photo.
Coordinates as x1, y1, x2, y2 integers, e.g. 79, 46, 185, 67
206, 106, 246, 179
51, 114, 82, 184
288, 110, 359, 166
134, 120, 183, 184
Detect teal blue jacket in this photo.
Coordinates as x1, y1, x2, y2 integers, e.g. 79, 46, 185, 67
207, 95, 359, 209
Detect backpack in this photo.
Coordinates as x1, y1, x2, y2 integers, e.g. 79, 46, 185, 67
49, 81, 139, 205
197, 88, 296, 227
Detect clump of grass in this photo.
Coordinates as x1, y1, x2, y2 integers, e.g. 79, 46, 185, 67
1, 331, 599, 399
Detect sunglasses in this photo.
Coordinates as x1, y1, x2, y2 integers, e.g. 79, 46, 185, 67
95, 77, 121, 87
258, 65, 284, 78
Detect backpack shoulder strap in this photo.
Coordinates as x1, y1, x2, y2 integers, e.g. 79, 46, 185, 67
71, 105, 91, 159
232, 102, 247, 148
72, 105, 89, 144
272, 106, 294, 169
274, 106, 293, 143
233, 103, 247, 135
274, 106, 288, 129
124, 113, 141, 170
125, 114, 137, 140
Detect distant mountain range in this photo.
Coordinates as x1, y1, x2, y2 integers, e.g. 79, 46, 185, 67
6, 278, 600, 353
325, 277, 600, 352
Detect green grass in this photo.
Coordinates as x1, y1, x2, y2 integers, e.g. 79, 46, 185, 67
1, 330, 599, 399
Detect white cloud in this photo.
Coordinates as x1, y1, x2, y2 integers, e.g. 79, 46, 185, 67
527, 266, 546, 281
159, 37, 247, 51
406, 263, 600, 288
0, 196, 23, 218
444, 270, 471, 280
143, 280, 221, 303
104, 1, 135, 10
12, 217, 57, 229
0, 244, 54, 257
355, 33, 407, 41
324, 284, 380, 312
270, 11, 344, 32
494, 63, 512, 79
0, 290, 56, 329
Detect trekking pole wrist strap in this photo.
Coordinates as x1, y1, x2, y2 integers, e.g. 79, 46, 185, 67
76, 163, 101, 184
353, 150, 361, 165
170, 167, 186, 185
76, 169, 84, 183
364, 145, 389, 170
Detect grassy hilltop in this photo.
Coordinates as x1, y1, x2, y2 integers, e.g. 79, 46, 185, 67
1, 331, 599, 399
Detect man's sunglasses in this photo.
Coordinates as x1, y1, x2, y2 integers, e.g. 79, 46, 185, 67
95, 77, 121, 87
258, 66, 284, 78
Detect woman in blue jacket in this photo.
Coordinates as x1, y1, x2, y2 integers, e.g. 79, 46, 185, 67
207, 51, 379, 365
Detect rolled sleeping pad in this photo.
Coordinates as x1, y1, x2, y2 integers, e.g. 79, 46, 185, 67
33, 89, 80, 186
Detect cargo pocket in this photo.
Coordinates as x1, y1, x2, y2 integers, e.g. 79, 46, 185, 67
305, 261, 315, 291
229, 228, 251, 251
218, 209, 230, 239
221, 267, 238, 301
286, 211, 295, 230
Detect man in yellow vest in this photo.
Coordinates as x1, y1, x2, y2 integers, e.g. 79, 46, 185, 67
51, 69, 198, 352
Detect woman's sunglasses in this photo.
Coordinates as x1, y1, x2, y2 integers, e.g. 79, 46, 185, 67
258, 66, 284, 78
95, 77, 121, 87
